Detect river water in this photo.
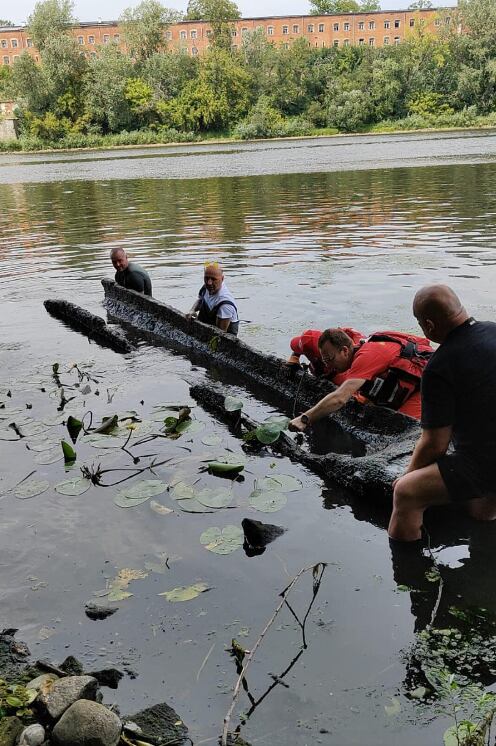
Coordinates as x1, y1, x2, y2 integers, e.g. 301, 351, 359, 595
1, 132, 496, 745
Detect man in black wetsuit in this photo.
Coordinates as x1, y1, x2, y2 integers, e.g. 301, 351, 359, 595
389, 284, 496, 541
110, 248, 152, 296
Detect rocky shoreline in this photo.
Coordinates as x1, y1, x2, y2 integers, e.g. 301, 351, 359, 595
0, 629, 189, 746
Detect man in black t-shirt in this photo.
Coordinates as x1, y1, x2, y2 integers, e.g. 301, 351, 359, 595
389, 284, 496, 541
110, 248, 152, 296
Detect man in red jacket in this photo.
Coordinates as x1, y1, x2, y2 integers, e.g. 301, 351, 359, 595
288, 327, 365, 377
289, 327, 433, 429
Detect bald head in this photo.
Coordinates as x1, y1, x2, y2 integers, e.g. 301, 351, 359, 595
204, 262, 224, 294
110, 247, 129, 272
413, 284, 468, 343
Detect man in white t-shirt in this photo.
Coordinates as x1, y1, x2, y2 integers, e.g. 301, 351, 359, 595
187, 262, 239, 336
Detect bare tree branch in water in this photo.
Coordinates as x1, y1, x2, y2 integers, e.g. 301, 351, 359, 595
221, 562, 327, 746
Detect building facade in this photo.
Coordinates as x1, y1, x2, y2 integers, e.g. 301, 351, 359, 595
0, 8, 456, 66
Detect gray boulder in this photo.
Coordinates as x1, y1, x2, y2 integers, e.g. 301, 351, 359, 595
51, 700, 121, 746
25, 673, 59, 694
125, 702, 188, 744
18, 724, 45, 746
37, 675, 98, 721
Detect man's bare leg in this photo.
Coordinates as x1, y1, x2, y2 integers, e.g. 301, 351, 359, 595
389, 463, 450, 541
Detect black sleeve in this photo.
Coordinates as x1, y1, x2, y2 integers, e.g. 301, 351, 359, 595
420, 365, 455, 429
128, 272, 145, 293
144, 276, 152, 296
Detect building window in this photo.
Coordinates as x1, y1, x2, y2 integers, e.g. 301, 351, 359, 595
409, 18, 414, 27
307, 23, 314, 32
206, 29, 212, 37
3, 56, 9, 64
11, 39, 18, 48
232, 43, 237, 49
13, 54, 18, 60
343, 38, 350, 45
369, 37, 375, 45
344, 22, 350, 31
267, 25, 274, 35
358, 37, 364, 44
434, 17, 441, 25
191, 46, 198, 55
384, 20, 390, 28
166, 30, 172, 40
318, 23, 324, 32
358, 21, 364, 30
190, 29, 197, 38
77, 35, 84, 44
1, 39, 7, 48
231, 29, 237, 36
445, 16, 451, 23
88, 35, 95, 44
114, 33, 120, 41
241, 27, 248, 35
322, 40, 326, 47
293, 24, 299, 33
103, 34, 110, 43
282, 25, 289, 34
333, 22, 339, 31
383, 36, 389, 44
283, 42, 289, 49
180, 30, 186, 39
369, 21, 375, 29
394, 35, 400, 44
394, 19, 400, 28
27, 38, 33, 47
90, 51, 97, 57
333, 39, 339, 47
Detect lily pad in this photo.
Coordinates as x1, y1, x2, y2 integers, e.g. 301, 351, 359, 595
113, 479, 167, 508
14, 479, 50, 499
175, 419, 204, 435
19, 421, 45, 437
259, 474, 302, 492
54, 477, 91, 496
200, 525, 244, 554
264, 415, 291, 429
107, 588, 133, 602
254, 423, 284, 445
35, 447, 63, 465
224, 396, 243, 412
196, 487, 233, 509
0, 428, 20, 441
159, 582, 210, 602
249, 489, 287, 513
150, 500, 173, 515
176, 497, 214, 513
170, 481, 196, 500
26, 438, 60, 452
201, 434, 223, 446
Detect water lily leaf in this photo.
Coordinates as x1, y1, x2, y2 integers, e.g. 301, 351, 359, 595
92, 415, 119, 434
384, 696, 401, 717
159, 582, 210, 602
87, 435, 124, 449
35, 447, 63, 465
61, 440, 76, 463
264, 415, 291, 429
208, 460, 245, 476
175, 419, 204, 435
249, 489, 287, 513
150, 500, 173, 515
443, 724, 474, 746
255, 423, 283, 445
42, 413, 66, 426
170, 481, 196, 500
176, 498, 214, 513
26, 438, 60, 452
225, 396, 243, 412
67, 416, 83, 443
14, 479, 50, 499
107, 588, 133, 602
164, 416, 179, 431
196, 487, 232, 509
144, 561, 168, 574
201, 434, 223, 446
6, 695, 24, 708
259, 474, 302, 492
19, 421, 45, 437
200, 525, 244, 554
113, 479, 167, 508
0, 429, 20, 441
54, 477, 91, 496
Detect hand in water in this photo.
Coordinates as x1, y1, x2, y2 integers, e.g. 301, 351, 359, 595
289, 416, 308, 432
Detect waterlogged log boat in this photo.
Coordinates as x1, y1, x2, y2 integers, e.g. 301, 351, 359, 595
44, 299, 133, 354
100, 280, 419, 498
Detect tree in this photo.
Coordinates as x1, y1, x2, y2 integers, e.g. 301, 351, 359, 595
310, 0, 379, 13
0, 19, 15, 26
185, 0, 240, 49
408, 0, 432, 8
84, 45, 136, 132
120, 0, 181, 62
141, 50, 198, 99
28, 0, 76, 53
9, 52, 48, 113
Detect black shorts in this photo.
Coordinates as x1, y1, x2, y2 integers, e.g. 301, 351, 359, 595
437, 451, 496, 503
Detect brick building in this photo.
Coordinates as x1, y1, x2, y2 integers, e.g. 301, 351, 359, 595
0, 7, 456, 66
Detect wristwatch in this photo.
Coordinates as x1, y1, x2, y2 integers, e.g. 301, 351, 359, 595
301, 414, 310, 426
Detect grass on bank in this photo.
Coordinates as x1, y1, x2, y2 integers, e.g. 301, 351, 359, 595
1, 111, 496, 153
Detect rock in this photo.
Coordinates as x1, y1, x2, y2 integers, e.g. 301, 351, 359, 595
59, 656, 84, 676
0, 629, 30, 680
84, 603, 118, 621
126, 702, 188, 745
0, 716, 23, 746
18, 724, 45, 746
25, 673, 59, 694
37, 675, 98, 721
122, 721, 142, 737
88, 668, 123, 689
242, 518, 285, 556
51, 700, 121, 746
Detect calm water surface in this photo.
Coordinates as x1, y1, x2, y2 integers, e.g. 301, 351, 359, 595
1, 134, 496, 745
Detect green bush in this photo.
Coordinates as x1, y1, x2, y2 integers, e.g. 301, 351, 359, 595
326, 89, 374, 132
233, 96, 285, 139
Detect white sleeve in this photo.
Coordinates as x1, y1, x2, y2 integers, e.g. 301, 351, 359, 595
216, 303, 236, 320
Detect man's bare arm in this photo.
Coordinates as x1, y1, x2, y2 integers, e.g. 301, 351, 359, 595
289, 378, 365, 431
186, 298, 201, 319
405, 426, 452, 473
216, 317, 231, 332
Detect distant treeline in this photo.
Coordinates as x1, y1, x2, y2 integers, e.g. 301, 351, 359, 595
0, 0, 495, 150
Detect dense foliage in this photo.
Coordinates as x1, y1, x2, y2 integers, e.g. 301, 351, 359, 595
2, 0, 496, 149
